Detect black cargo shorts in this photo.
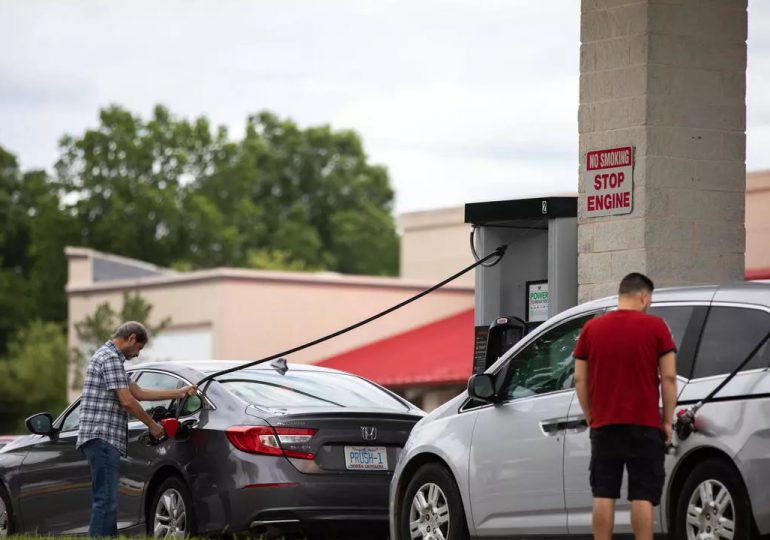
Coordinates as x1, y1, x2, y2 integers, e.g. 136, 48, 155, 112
589, 424, 666, 505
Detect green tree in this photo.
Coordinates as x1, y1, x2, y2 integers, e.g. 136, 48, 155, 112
195, 112, 398, 273
0, 146, 73, 355
329, 202, 399, 275
0, 105, 401, 415
0, 321, 69, 433
56, 106, 400, 275
55, 105, 216, 268
71, 291, 171, 389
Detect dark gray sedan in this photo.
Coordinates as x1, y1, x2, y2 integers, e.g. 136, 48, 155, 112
0, 361, 424, 538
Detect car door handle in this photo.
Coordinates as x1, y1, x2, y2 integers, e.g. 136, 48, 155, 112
564, 418, 588, 432
539, 420, 567, 437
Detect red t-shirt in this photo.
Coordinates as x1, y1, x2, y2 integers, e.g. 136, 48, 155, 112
573, 310, 676, 429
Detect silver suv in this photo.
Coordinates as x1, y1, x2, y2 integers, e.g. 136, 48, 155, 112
390, 282, 770, 539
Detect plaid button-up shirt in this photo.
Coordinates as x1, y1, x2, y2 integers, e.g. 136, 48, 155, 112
76, 341, 130, 456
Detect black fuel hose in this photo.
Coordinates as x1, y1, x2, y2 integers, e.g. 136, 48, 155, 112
175, 243, 508, 417
674, 328, 770, 443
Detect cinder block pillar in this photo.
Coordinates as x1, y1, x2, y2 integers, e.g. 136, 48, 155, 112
578, 0, 747, 302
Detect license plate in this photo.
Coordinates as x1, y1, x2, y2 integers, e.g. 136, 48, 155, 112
344, 446, 388, 470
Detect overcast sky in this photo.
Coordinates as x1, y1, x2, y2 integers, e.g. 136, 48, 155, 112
1, 1, 769, 214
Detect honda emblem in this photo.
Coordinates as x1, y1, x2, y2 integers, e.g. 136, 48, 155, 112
361, 426, 377, 441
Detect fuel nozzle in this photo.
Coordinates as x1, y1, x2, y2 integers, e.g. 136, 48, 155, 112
675, 408, 694, 439
674, 403, 701, 442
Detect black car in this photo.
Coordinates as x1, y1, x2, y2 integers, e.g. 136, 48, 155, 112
0, 361, 424, 538
0, 437, 16, 451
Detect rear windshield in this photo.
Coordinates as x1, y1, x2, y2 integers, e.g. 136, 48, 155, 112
217, 370, 410, 412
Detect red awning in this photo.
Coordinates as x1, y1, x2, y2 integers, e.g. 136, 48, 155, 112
316, 309, 474, 387
746, 267, 770, 280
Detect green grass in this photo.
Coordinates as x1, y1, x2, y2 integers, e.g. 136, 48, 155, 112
8, 537, 299, 540
7, 529, 375, 539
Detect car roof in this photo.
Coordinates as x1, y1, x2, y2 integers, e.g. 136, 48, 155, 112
588, 281, 770, 307
126, 359, 348, 381
711, 280, 770, 306
547, 281, 770, 327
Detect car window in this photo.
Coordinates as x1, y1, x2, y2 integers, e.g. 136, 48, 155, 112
135, 371, 203, 417
219, 370, 410, 412
501, 313, 597, 400
693, 307, 770, 379
135, 371, 182, 413
648, 305, 696, 377
60, 402, 81, 432
179, 393, 203, 415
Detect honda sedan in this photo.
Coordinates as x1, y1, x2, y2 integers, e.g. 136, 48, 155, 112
0, 361, 423, 538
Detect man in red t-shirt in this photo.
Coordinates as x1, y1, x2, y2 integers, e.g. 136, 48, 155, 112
573, 272, 677, 540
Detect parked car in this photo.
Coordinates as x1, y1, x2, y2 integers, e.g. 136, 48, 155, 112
390, 282, 770, 539
0, 361, 423, 538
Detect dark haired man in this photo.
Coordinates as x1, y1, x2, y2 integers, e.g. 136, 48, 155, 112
573, 273, 678, 540
76, 321, 197, 537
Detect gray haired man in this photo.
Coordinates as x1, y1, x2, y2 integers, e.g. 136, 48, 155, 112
76, 321, 197, 537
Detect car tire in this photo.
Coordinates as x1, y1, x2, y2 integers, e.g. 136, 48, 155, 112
400, 463, 469, 540
0, 484, 14, 536
147, 475, 197, 538
674, 459, 754, 540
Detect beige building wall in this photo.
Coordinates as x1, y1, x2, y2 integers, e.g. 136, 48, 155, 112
217, 274, 473, 363
747, 170, 770, 272
399, 207, 474, 286
68, 280, 225, 357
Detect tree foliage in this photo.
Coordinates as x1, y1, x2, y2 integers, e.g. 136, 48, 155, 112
0, 105, 399, 429
0, 321, 69, 433
0, 147, 72, 354
55, 105, 399, 274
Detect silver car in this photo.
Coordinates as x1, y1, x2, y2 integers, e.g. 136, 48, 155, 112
390, 282, 770, 539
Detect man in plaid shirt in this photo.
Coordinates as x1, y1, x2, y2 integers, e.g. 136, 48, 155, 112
77, 321, 196, 537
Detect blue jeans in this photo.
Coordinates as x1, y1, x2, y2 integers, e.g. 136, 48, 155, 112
81, 438, 121, 537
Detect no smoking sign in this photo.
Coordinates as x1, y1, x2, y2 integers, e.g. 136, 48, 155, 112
583, 146, 634, 217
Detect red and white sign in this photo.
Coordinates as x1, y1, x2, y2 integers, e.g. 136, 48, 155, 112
583, 146, 634, 217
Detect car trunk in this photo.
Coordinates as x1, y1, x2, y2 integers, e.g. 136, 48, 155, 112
260, 408, 422, 475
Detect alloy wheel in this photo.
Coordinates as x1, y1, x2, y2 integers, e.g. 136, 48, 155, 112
409, 482, 450, 540
154, 488, 187, 538
0, 496, 8, 537
685, 479, 735, 540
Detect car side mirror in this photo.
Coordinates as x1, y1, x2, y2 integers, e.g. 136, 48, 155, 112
26, 413, 54, 436
468, 373, 497, 402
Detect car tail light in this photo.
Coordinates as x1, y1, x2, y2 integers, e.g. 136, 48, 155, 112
226, 426, 317, 460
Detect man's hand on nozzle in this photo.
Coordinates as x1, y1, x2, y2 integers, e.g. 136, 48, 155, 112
177, 385, 198, 399
149, 422, 165, 440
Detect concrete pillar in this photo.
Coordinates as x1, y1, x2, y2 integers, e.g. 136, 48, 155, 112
578, 0, 747, 302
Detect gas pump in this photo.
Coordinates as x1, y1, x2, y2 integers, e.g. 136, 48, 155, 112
467, 196, 578, 373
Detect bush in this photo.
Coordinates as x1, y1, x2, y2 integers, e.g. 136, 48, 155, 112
0, 321, 68, 433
